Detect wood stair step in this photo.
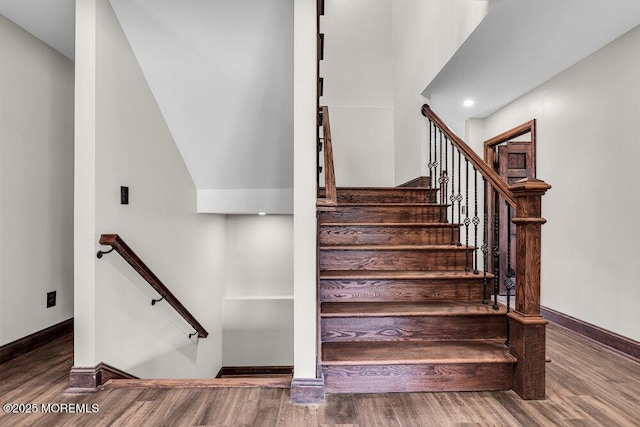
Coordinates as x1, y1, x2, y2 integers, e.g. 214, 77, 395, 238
320, 245, 472, 271
319, 222, 460, 245
320, 270, 492, 280
319, 187, 438, 203
321, 302, 507, 342
322, 340, 515, 393
320, 270, 492, 303
322, 340, 514, 365
319, 203, 447, 223
321, 301, 506, 317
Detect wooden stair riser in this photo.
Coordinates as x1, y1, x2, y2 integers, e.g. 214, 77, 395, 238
320, 249, 470, 271
319, 205, 446, 223
320, 278, 485, 302
319, 225, 460, 246
321, 315, 507, 342
336, 189, 437, 203
322, 363, 514, 394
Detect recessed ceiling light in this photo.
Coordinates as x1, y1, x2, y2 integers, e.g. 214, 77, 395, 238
463, 99, 475, 107
258, 212, 266, 216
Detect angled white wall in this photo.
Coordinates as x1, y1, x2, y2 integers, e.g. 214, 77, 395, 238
321, 0, 395, 187
470, 24, 640, 341
320, 0, 489, 187
109, 0, 294, 214
0, 14, 74, 347
75, 0, 227, 377
392, 0, 489, 184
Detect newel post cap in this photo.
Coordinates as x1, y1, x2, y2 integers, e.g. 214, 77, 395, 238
509, 178, 551, 196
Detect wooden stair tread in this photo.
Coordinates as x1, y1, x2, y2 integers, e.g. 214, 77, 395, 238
320, 222, 460, 227
336, 203, 443, 207
322, 340, 515, 365
321, 301, 506, 317
320, 244, 473, 251
103, 376, 291, 389
321, 270, 493, 280
320, 186, 434, 191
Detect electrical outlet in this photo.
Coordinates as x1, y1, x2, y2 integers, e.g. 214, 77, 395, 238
47, 291, 56, 308
121, 186, 129, 205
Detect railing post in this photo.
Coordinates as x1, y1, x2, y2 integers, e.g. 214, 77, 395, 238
508, 177, 551, 400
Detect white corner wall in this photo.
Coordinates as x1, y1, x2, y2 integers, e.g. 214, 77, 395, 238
293, 0, 318, 380
75, 0, 227, 378
0, 14, 74, 346
392, 0, 489, 185
222, 215, 293, 366
321, 0, 395, 187
471, 24, 640, 341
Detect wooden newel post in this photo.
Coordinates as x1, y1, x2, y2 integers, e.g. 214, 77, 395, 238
508, 177, 551, 400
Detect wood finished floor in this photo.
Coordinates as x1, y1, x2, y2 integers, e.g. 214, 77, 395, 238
0, 323, 638, 426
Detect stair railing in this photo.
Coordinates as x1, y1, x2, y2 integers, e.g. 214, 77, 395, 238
96, 234, 208, 339
317, 105, 337, 209
422, 104, 550, 400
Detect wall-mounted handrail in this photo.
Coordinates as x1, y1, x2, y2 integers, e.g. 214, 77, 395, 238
97, 234, 208, 339
317, 105, 337, 209
422, 104, 515, 208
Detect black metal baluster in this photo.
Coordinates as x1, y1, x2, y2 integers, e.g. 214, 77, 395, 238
456, 151, 462, 246
449, 139, 456, 244
504, 199, 514, 346
473, 167, 480, 275
482, 179, 489, 304
443, 136, 449, 223
492, 188, 500, 311
438, 131, 444, 222
464, 159, 470, 271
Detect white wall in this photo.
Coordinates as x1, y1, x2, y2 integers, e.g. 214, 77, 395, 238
75, 0, 227, 378
470, 24, 640, 341
392, 0, 489, 184
109, 0, 294, 214
321, 0, 395, 187
222, 215, 293, 366
0, 14, 74, 346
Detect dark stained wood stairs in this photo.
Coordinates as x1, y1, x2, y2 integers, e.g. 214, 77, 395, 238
318, 185, 515, 394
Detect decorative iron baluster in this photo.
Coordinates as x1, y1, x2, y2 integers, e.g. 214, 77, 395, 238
464, 159, 470, 271
482, 178, 489, 304
443, 135, 449, 223
438, 131, 444, 222
449, 139, 456, 244
506, 199, 513, 278
473, 167, 480, 275
492, 188, 500, 311
504, 198, 514, 346
505, 282, 513, 347
456, 150, 462, 246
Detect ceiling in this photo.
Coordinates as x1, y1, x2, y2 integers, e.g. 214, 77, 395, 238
0, 0, 75, 59
424, 0, 640, 134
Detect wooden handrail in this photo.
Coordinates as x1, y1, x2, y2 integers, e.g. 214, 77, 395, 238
317, 106, 337, 208
98, 234, 208, 338
421, 104, 516, 208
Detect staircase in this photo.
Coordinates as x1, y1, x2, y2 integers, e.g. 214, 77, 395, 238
318, 185, 516, 394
